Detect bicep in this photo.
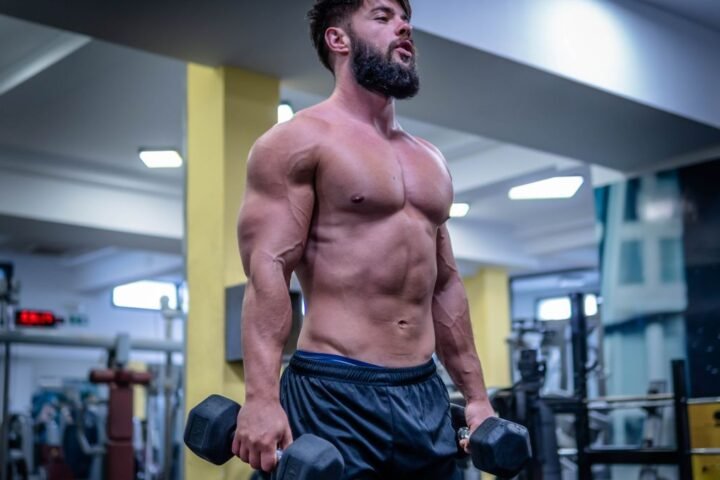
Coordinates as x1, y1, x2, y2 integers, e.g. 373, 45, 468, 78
237, 139, 315, 279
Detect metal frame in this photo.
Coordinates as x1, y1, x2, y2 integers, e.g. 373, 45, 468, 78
568, 293, 694, 479
0, 331, 182, 353
569, 293, 592, 479
0, 329, 182, 480
0, 294, 11, 480
516, 292, 702, 479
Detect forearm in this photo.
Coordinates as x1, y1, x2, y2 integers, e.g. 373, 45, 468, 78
241, 264, 293, 403
433, 274, 489, 403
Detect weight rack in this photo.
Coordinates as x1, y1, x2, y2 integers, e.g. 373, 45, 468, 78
541, 293, 695, 479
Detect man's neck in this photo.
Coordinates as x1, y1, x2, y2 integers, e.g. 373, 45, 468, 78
330, 70, 398, 136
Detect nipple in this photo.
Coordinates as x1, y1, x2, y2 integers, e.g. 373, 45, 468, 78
351, 195, 365, 204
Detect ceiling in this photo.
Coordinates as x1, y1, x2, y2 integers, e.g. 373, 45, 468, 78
641, 0, 720, 32
0, 214, 181, 256
0, 0, 718, 280
1, 1, 719, 174
0, 17, 185, 188
511, 269, 600, 294
0, 23, 597, 274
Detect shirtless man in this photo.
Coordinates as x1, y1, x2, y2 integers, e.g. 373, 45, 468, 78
232, 0, 494, 478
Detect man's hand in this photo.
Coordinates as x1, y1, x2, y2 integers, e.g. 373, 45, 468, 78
232, 401, 293, 472
459, 399, 495, 453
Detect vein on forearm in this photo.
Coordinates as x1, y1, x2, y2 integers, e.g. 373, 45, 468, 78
433, 284, 487, 401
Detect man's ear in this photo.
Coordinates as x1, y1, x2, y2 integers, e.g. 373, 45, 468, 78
325, 26, 351, 58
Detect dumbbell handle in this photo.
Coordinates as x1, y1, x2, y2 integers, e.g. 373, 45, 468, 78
452, 412, 532, 478
457, 426, 471, 443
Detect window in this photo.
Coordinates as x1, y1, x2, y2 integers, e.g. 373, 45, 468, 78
660, 237, 683, 284
178, 281, 189, 314
619, 240, 644, 285
584, 293, 599, 317
624, 177, 642, 222
537, 294, 599, 321
112, 280, 178, 311
537, 297, 571, 321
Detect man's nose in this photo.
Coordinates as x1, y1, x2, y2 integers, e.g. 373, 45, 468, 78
396, 19, 412, 38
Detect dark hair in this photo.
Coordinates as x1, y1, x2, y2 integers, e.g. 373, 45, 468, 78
307, 0, 412, 71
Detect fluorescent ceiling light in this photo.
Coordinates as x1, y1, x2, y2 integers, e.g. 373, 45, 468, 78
449, 203, 470, 218
278, 102, 294, 123
509, 176, 584, 200
139, 150, 183, 168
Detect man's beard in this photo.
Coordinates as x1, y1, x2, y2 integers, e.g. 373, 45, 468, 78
349, 33, 420, 100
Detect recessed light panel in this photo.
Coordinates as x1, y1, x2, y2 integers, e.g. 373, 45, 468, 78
450, 203, 470, 218
509, 176, 584, 200
139, 150, 183, 169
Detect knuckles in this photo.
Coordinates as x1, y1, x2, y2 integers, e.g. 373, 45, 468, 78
233, 412, 288, 469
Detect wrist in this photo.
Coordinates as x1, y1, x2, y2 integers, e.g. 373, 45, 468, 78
244, 389, 280, 405
464, 391, 489, 403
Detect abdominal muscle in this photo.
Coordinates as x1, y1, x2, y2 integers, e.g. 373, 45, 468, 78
295, 214, 439, 367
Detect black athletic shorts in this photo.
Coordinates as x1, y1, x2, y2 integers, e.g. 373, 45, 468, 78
278, 351, 461, 480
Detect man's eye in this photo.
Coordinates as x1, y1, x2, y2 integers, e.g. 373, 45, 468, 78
375, 17, 389, 22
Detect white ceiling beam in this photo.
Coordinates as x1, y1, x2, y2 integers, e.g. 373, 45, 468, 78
412, 0, 720, 128
0, 165, 182, 241
0, 146, 182, 196
523, 223, 598, 257
590, 165, 627, 187
450, 144, 580, 196
60, 246, 120, 267
72, 250, 183, 293
0, 32, 90, 96
447, 219, 539, 270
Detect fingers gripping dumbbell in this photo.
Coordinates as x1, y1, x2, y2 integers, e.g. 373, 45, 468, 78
451, 404, 532, 478
184, 394, 344, 480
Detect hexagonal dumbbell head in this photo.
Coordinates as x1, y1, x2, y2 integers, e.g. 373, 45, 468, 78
184, 394, 239, 465
469, 416, 532, 478
274, 434, 344, 480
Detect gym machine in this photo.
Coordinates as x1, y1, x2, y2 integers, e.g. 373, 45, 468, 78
0, 326, 182, 480
5, 414, 31, 480
89, 334, 152, 480
157, 296, 184, 480
505, 293, 714, 479
0, 262, 20, 480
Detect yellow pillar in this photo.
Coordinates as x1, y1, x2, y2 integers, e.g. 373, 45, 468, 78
463, 267, 512, 388
185, 64, 279, 480
463, 267, 512, 480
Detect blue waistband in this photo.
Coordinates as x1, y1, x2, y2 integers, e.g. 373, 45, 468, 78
289, 352, 437, 386
294, 350, 383, 368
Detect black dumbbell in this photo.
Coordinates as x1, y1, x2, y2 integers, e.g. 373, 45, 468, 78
451, 404, 532, 478
184, 394, 344, 479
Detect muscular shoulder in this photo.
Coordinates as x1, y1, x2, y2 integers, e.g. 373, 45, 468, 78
412, 136, 446, 163
407, 134, 452, 179
248, 112, 328, 185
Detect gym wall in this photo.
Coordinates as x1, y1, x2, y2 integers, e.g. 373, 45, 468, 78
0, 250, 182, 414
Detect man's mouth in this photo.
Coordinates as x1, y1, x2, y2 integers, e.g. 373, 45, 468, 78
394, 40, 414, 58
